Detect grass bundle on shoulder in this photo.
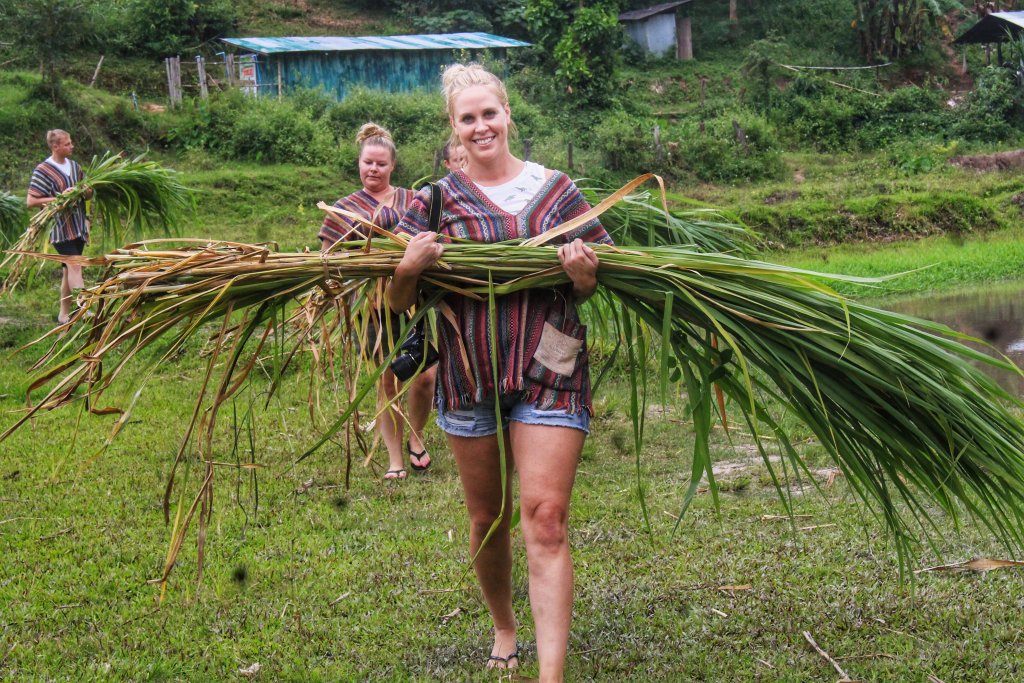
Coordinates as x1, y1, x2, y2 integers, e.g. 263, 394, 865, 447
1, 152, 192, 292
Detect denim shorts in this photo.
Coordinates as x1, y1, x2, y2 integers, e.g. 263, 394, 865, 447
436, 394, 590, 437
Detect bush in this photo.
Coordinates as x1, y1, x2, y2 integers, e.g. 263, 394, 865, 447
676, 112, 786, 183
326, 88, 447, 150
949, 66, 1024, 142
854, 87, 950, 149
772, 76, 872, 151
164, 92, 245, 155
589, 109, 657, 174
228, 99, 335, 165
166, 92, 337, 165
774, 76, 955, 151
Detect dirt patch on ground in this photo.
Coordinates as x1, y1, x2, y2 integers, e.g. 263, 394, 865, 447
949, 149, 1024, 171
763, 190, 801, 205
707, 453, 841, 486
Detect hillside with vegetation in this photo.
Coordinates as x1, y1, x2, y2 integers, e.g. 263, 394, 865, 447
2, 0, 1023, 251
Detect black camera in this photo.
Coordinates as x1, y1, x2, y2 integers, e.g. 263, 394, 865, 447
389, 322, 439, 382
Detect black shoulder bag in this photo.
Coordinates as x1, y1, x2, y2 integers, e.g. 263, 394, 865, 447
388, 183, 441, 381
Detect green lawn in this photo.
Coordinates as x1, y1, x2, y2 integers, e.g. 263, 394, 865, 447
2, 347, 1021, 680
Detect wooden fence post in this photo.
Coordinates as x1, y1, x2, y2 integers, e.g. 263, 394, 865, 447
196, 56, 209, 99
165, 56, 182, 107
225, 53, 235, 88
677, 15, 693, 60
733, 119, 749, 153
277, 59, 283, 100
653, 124, 663, 163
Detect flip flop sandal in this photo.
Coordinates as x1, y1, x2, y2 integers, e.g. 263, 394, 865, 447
487, 645, 520, 670
383, 468, 407, 480
407, 441, 432, 471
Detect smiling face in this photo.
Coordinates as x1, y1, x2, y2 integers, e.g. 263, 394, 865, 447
450, 85, 511, 166
358, 143, 394, 195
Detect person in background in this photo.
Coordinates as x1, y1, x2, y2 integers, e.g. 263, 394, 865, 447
319, 122, 436, 481
388, 64, 611, 682
441, 140, 466, 173
26, 129, 92, 325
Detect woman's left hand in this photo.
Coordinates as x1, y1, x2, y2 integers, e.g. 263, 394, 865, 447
558, 238, 599, 299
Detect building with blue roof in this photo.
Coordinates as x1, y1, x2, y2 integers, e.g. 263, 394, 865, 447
221, 32, 531, 100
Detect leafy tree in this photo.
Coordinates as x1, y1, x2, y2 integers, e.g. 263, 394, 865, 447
741, 34, 785, 113
524, 0, 622, 106
853, 0, 964, 61
0, 0, 95, 100
122, 0, 237, 57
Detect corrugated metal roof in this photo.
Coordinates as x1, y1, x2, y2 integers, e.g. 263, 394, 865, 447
954, 11, 1024, 44
222, 32, 530, 54
619, 0, 692, 22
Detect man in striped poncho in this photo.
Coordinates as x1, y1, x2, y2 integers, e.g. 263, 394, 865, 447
26, 129, 92, 324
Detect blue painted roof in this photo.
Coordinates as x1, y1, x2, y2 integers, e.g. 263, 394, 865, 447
222, 32, 530, 54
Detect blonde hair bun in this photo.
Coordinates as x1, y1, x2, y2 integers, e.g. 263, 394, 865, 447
355, 122, 397, 161
355, 122, 393, 146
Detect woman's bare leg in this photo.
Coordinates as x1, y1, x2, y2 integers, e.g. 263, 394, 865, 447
448, 430, 518, 666
509, 423, 584, 683
58, 267, 73, 323
378, 368, 406, 475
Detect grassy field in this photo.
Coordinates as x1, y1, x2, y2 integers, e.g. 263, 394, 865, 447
2, 323, 1023, 681
3, 159, 1024, 680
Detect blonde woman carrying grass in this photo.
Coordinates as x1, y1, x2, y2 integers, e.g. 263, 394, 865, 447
389, 63, 611, 682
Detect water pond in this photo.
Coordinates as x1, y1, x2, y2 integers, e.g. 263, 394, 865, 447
878, 279, 1024, 396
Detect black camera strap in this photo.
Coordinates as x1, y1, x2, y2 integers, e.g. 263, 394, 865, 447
426, 182, 442, 233
395, 182, 442, 377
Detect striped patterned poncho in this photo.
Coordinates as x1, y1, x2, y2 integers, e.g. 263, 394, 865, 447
27, 159, 89, 245
318, 187, 416, 245
395, 169, 612, 415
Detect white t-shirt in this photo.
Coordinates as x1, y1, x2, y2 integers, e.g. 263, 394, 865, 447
475, 161, 547, 214
46, 156, 73, 177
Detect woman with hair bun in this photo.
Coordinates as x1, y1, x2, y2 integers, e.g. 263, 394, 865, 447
388, 64, 611, 681
320, 122, 436, 480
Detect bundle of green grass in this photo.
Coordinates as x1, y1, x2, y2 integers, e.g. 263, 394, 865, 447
5, 178, 1024, 583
